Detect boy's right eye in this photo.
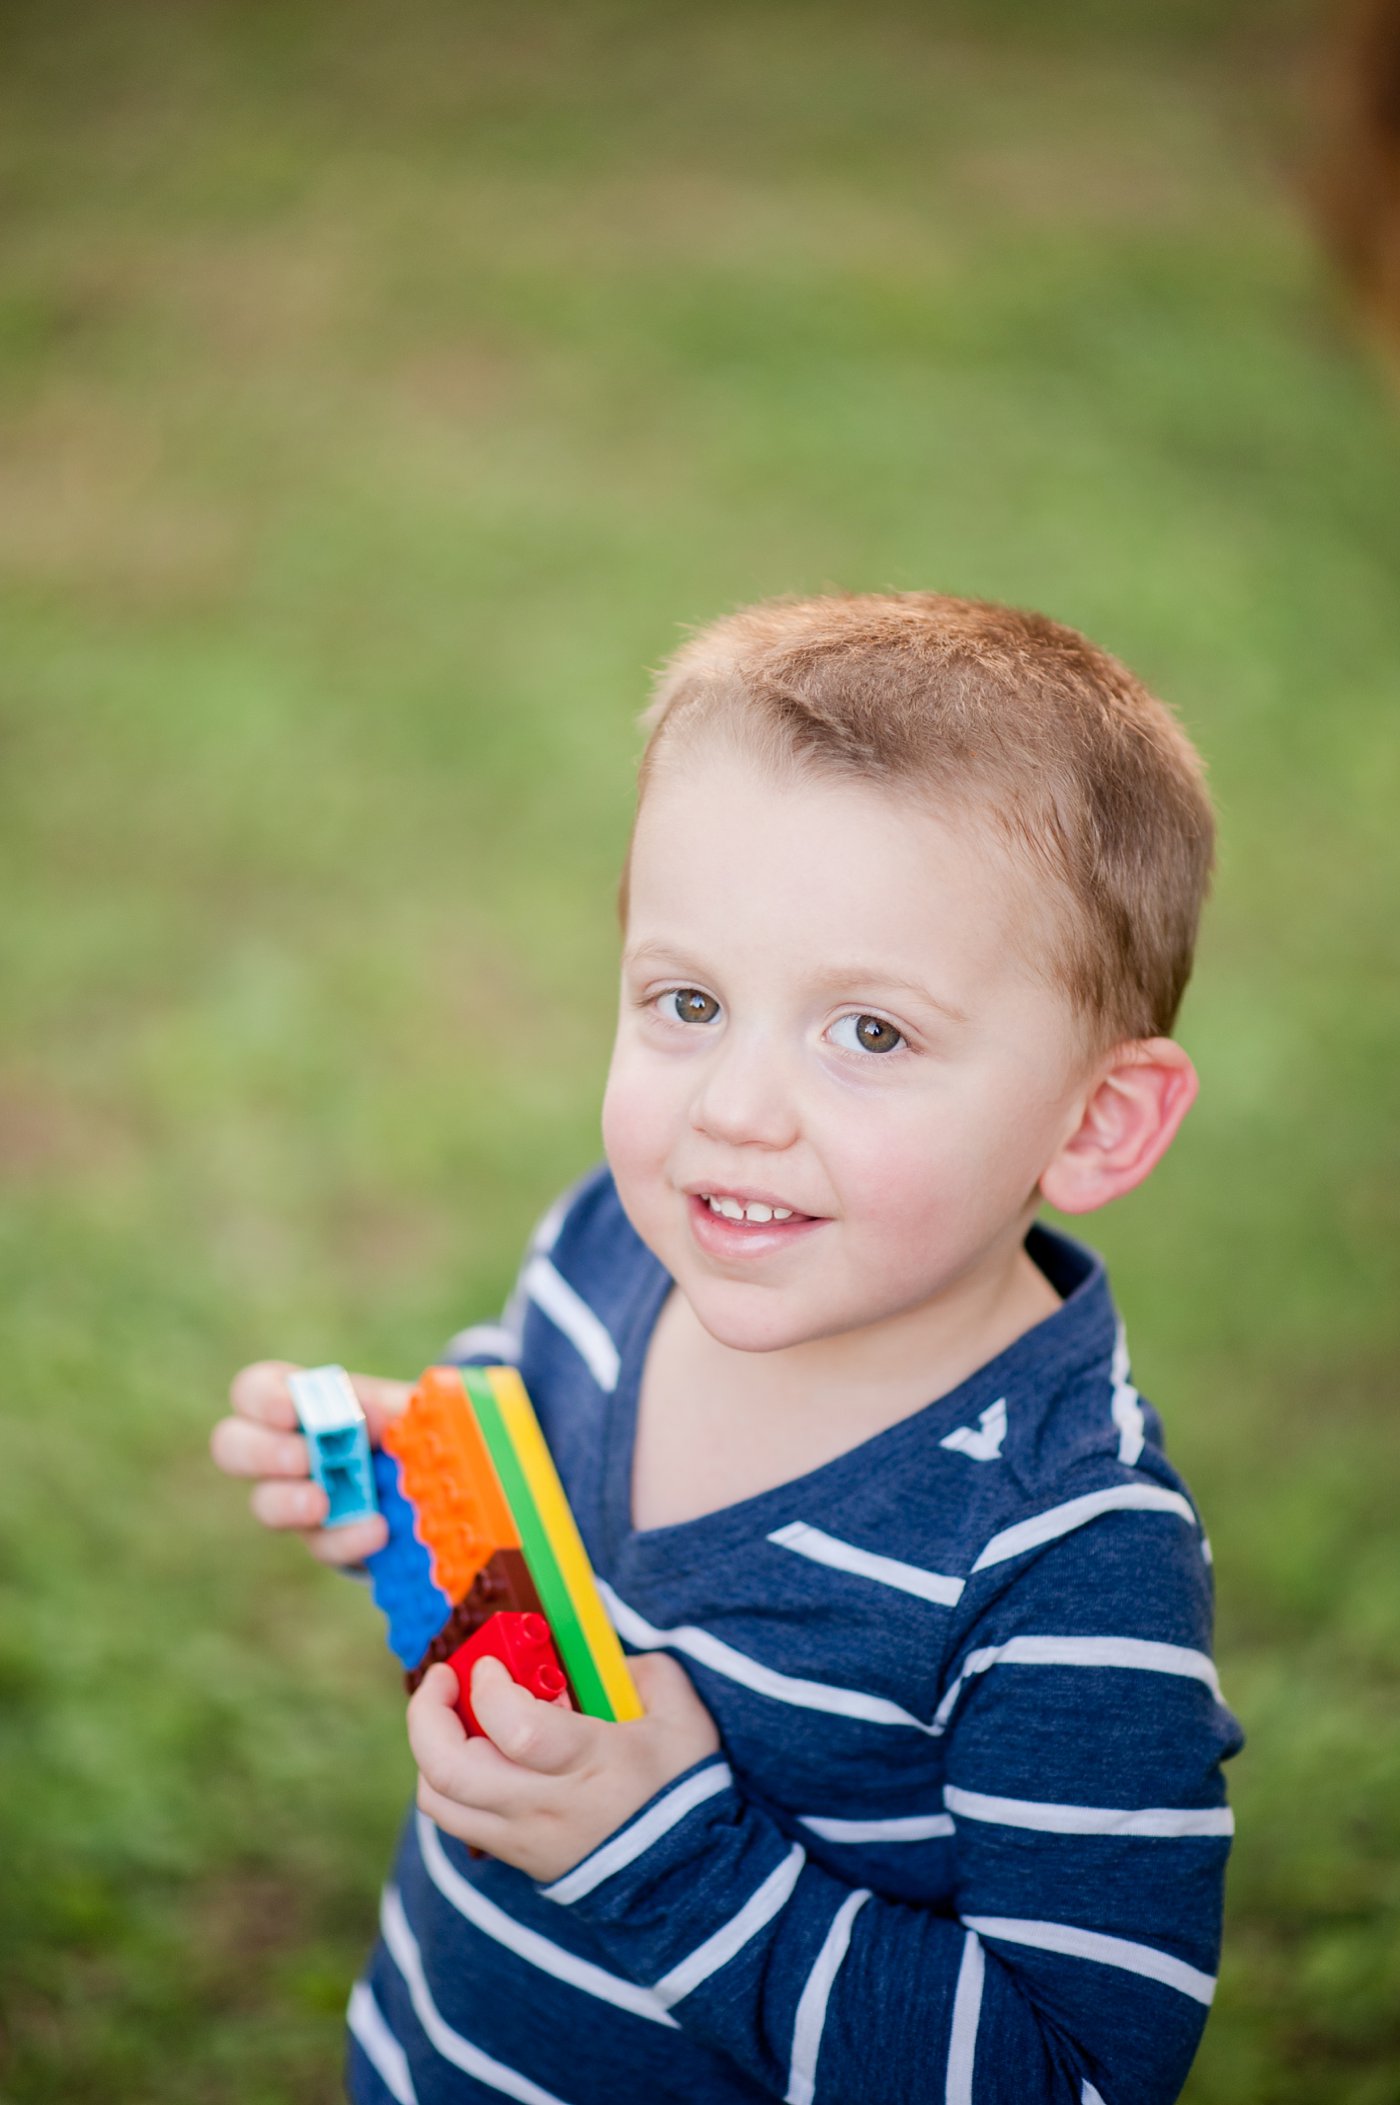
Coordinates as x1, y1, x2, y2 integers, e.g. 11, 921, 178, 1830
659, 988, 721, 1025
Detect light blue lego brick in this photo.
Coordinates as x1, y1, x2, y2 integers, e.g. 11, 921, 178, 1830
308, 1420, 379, 1528
289, 1365, 380, 1529
366, 1449, 451, 1668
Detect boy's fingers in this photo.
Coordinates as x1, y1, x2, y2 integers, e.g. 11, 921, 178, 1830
629, 1649, 713, 1723
243, 1480, 386, 1562
210, 1416, 310, 1481
406, 1664, 569, 1794
407, 1667, 519, 1799
304, 1512, 388, 1565
228, 1363, 411, 1447
249, 1478, 330, 1531
469, 1656, 593, 1776
415, 1775, 505, 1854
229, 1360, 302, 1431
406, 1662, 472, 1769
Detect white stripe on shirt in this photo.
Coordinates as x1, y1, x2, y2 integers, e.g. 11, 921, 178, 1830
348, 1979, 418, 2105
943, 1786, 1234, 1839
600, 1581, 935, 1733
769, 1522, 965, 1606
443, 1322, 522, 1364
1109, 1323, 1145, 1467
524, 1253, 621, 1391
529, 1186, 574, 1258
543, 1762, 733, 1905
798, 1810, 954, 1843
495, 1186, 580, 1346
653, 1845, 806, 2009
1083, 2084, 1108, 2105
380, 1886, 572, 2105
932, 1635, 1223, 1734
415, 1813, 678, 2025
972, 1486, 1197, 1572
963, 1914, 1217, 2005
946, 1929, 985, 2105
785, 1887, 871, 2105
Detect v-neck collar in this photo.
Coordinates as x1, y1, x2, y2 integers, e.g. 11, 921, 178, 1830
597, 1221, 1114, 1578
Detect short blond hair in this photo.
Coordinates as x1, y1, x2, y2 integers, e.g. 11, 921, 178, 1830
624, 592, 1214, 1045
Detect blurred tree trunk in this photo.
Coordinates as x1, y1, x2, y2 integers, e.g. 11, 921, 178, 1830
1317, 0, 1400, 366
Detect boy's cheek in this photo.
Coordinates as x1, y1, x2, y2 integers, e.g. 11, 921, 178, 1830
599, 1045, 634, 1151
601, 1057, 668, 1189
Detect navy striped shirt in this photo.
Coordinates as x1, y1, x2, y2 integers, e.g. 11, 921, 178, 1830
348, 1165, 1242, 2105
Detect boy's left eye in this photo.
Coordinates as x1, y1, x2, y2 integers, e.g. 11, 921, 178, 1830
659, 988, 721, 1025
830, 1013, 904, 1055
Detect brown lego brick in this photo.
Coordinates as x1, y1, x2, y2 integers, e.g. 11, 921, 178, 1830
403, 1548, 561, 1694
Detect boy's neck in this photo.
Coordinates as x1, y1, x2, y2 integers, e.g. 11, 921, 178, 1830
632, 1219, 1064, 1530
674, 1217, 1062, 1433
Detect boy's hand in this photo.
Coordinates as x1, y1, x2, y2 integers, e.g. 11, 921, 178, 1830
408, 1650, 722, 1885
210, 1360, 410, 1565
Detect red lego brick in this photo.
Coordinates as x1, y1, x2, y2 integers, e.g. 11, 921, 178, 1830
447, 1611, 573, 1736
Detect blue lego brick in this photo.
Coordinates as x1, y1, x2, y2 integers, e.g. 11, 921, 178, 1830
365, 1448, 452, 1669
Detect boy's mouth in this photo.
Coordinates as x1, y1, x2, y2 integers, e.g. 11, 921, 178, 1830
684, 1188, 826, 1255
699, 1192, 806, 1225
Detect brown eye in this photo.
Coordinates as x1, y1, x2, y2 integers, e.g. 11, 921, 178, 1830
833, 1012, 904, 1054
666, 988, 720, 1025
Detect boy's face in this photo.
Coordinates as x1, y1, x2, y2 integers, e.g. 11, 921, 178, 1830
603, 737, 1096, 1361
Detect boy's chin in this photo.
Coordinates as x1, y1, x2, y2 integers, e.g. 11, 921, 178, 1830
685, 1281, 836, 1358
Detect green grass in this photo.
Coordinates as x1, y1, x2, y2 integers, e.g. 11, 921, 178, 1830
2, 2, 1398, 2098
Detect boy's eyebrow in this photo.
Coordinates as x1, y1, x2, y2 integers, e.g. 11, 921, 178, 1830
622, 941, 970, 1027
812, 963, 971, 1027
622, 939, 703, 974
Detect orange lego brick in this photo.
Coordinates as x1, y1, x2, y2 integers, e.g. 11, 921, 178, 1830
383, 1366, 520, 1604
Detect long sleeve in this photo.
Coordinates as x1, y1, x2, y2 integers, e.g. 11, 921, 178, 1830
538, 1509, 1241, 2105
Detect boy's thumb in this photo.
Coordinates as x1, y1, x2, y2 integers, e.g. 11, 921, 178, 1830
348, 1371, 414, 1441
469, 1655, 589, 1774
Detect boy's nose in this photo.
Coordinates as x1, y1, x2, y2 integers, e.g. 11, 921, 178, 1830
688, 1035, 800, 1152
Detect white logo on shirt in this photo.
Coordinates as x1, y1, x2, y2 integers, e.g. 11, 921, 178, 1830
939, 1398, 1007, 1462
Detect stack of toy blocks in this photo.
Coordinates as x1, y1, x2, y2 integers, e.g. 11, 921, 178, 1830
366, 1364, 642, 1731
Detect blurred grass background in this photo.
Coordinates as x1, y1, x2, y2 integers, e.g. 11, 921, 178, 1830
2, 1, 1398, 2098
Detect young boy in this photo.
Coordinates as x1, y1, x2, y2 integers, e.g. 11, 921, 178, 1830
212, 593, 1242, 2105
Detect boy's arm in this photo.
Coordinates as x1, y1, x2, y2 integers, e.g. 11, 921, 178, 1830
526, 1509, 1239, 2105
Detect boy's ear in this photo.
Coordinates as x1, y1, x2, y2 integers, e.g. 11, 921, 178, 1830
1039, 1038, 1198, 1216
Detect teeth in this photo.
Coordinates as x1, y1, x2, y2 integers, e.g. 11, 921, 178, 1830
705, 1195, 797, 1224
